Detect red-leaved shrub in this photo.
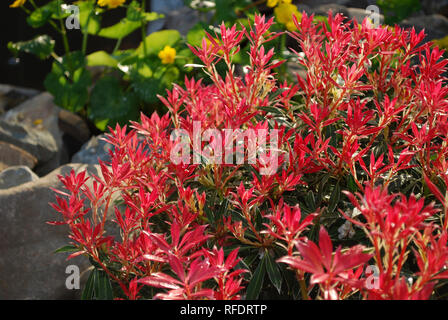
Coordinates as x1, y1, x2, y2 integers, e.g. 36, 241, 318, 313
50, 12, 448, 300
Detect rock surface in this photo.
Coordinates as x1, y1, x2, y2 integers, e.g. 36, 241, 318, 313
0, 165, 38, 189
71, 135, 111, 165
0, 163, 105, 299
0, 142, 37, 172
58, 109, 91, 146
0, 119, 58, 165
0, 84, 40, 115
346, 7, 384, 24
421, 0, 448, 17
147, 0, 199, 36
2, 92, 67, 175
400, 14, 448, 40
300, 0, 376, 9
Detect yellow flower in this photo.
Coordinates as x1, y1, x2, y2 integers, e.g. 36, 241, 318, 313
97, 0, 126, 9
267, 0, 291, 8
10, 0, 26, 8
205, 37, 224, 55
274, 3, 301, 30
158, 46, 176, 64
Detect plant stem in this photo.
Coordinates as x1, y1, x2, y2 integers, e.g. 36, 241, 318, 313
141, 0, 148, 57
297, 271, 310, 300
82, 3, 96, 55
113, 38, 123, 53
55, 0, 73, 72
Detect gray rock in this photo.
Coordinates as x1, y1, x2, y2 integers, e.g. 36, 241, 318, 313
0, 119, 58, 164
313, 4, 350, 17
3, 92, 61, 146
71, 135, 111, 165
400, 14, 448, 40
147, 0, 200, 36
58, 109, 91, 145
0, 84, 40, 115
2, 92, 68, 175
300, 0, 375, 9
165, 7, 201, 36
346, 7, 384, 25
0, 142, 37, 172
0, 163, 103, 299
421, 0, 448, 16
0, 166, 38, 189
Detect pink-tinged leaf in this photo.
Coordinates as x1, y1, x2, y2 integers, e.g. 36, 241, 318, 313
277, 256, 316, 274
168, 254, 186, 282
67, 251, 85, 260
424, 174, 446, 206
318, 226, 333, 270
139, 254, 167, 263
296, 240, 325, 274
190, 289, 216, 299
138, 273, 182, 290
143, 231, 171, 252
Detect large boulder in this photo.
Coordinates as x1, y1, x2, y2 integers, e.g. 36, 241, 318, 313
0, 165, 38, 190
0, 163, 109, 299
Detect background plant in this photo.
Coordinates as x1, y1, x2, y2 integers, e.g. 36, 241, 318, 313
8, 0, 198, 131
376, 0, 421, 25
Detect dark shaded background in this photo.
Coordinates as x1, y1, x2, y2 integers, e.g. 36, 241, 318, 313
0, 1, 146, 90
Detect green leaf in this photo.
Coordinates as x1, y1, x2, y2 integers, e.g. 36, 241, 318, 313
131, 78, 159, 104
245, 255, 265, 300
8, 35, 55, 60
347, 174, 358, 193
53, 245, 78, 254
328, 181, 341, 213
305, 191, 316, 211
160, 66, 180, 86
186, 22, 207, 47
26, 1, 58, 28
265, 252, 282, 294
130, 63, 180, 104
44, 53, 91, 113
377, 0, 421, 25
98, 19, 140, 39
136, 30, 181, 56
126, 0, 150, 21
87, 51, 118, 68
60, 51, 88, 73
214, 0, 237, 22
89, 76, 139, 128
78, 0, 102, 35
94, 269, 113, 300
81, 269, 95, 300
258, 106, 284, 115
98, 13, 161, 39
